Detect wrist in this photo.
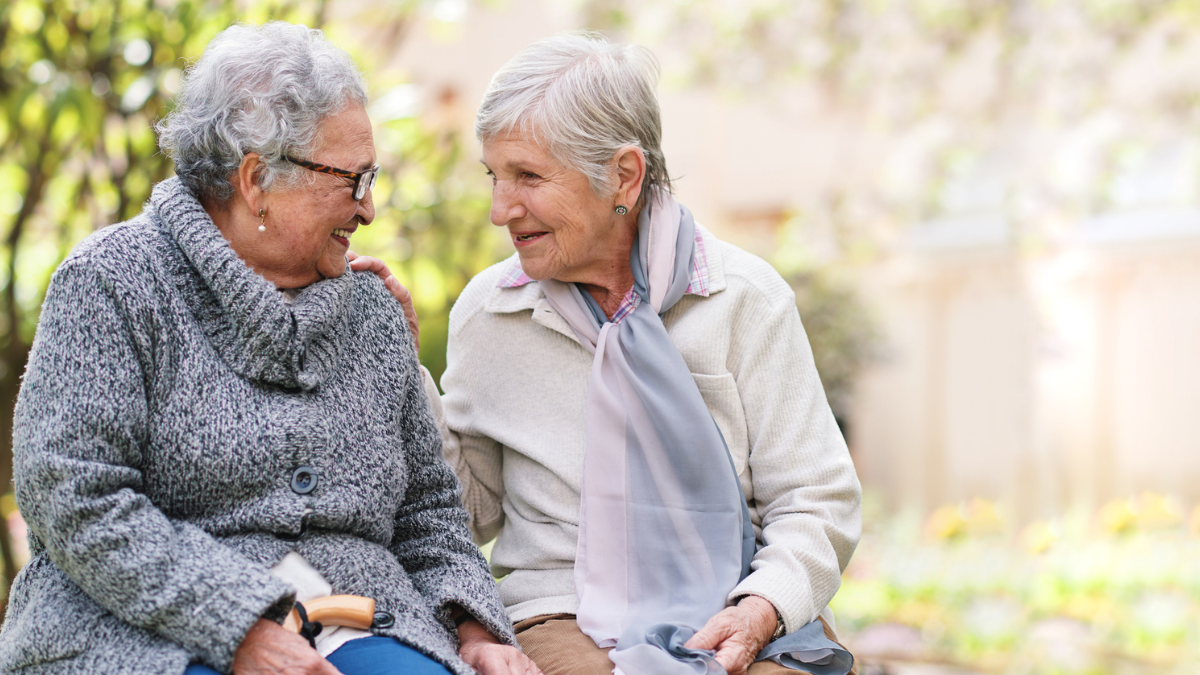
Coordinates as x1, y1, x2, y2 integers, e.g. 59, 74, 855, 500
737, 595, 782, 644
457, 616, 500, 647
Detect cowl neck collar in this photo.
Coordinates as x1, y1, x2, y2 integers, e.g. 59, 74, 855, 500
150, 177, 352, 391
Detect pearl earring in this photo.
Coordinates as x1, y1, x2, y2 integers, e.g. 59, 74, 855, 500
615, 205, 628, 215
258, 208, 266, 233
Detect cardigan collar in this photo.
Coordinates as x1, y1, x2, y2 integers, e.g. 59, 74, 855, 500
150, 178, 352, 391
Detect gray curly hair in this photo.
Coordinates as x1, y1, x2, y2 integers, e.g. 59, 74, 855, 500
156, 21, 368, 204
475, 32, 671, 208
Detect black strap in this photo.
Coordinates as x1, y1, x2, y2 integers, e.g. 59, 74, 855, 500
293, 602, 323, 650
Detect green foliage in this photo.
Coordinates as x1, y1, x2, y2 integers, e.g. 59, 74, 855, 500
786, 268, 879, 429
0, 0, 329, 351
356, 116, 508, 385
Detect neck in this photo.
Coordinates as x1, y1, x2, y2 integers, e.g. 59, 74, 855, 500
582, 273, 635, 321
580, 209, 640, 320
206, 200, 316, 290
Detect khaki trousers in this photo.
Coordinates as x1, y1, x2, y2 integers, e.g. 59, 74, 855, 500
513, 614, 856, 675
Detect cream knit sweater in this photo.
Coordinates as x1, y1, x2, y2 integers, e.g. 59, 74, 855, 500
427, 225, 862, 634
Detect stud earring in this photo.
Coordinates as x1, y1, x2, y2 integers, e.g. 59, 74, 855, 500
258, 208, 266, 233
615, 205, 628, 215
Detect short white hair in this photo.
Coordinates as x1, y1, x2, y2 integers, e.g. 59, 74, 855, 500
475, 32, 671, 207
157, 21, 368, 203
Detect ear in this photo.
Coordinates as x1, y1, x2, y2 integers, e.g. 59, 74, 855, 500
613, 145, 646, 210
233, 153, 268, 214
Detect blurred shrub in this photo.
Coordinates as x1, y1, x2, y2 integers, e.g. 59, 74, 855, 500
834, 493, 1200, 673
786, 267, 880, 433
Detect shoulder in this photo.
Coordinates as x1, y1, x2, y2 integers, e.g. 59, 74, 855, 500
350, 269, 414, 345
705, 230, 796, 313
350, 267, 395, 308
51, 214, 165, 302
448, 255, 525, 336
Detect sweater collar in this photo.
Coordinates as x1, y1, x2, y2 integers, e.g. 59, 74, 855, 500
150, 177, 352, 390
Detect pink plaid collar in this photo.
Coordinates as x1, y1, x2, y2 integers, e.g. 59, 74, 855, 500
496, 228, 712, 311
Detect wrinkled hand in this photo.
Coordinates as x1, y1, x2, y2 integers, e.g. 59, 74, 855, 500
458, 617, 544, 675
684, 596, 778, 675
232, 618, 342, 675
347, 252, 419, 352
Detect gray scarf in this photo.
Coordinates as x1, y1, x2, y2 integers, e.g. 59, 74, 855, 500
541, 190, 852, 674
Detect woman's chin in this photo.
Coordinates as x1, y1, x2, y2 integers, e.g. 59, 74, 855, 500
317, 257, 349, 280
515, 254, 553, 281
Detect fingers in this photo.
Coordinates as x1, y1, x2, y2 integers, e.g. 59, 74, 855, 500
315, 658, 344, 675
684, 612, 734, 651
514, 650, 544, 675
349, 254, 390, 275
712, 644, 754, 675
464, 644, 543, 675
383, 275, 414, 305
685, 607, 758, 675
346, 256, 421, 351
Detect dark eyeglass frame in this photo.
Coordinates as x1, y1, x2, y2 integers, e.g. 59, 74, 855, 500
284, 156, 379, 201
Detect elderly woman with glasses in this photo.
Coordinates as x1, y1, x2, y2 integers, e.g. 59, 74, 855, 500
361, 33, 861, 675
0, 22, 539, 675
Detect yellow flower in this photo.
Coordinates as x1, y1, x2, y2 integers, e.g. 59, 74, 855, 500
1097, 498, 1136, 535
926, 504, 967, 540
1021, 520, 1059, 554
1134, 493, 1182, 531
966, 498, 1005, 536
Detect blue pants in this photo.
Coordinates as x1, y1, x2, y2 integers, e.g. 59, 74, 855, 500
185, 636, 451, 675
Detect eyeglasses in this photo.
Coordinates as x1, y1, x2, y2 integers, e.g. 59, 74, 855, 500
284, 156, 379, 201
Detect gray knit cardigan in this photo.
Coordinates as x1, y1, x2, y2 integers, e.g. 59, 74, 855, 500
0, 178, 515, 674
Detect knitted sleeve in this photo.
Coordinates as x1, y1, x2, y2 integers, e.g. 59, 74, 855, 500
389, 358, 517, 647
12, 258, 295, 673
723, 272, 863, 633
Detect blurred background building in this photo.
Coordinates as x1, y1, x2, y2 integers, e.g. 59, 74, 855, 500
2, 0, 1197, 672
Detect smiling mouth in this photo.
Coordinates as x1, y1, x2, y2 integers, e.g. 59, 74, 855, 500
515, 232, 546, 242
333, 228, 354, 239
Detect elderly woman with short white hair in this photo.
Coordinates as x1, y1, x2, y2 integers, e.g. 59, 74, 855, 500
0, 22, 539, 675
361, 33, 862, 675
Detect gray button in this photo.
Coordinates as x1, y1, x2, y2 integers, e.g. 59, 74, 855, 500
372, 611, 394, 629
290, 466, 317, 495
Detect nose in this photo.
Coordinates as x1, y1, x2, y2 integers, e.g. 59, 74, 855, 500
356, 188, 375, 225
489, 180, 526, 226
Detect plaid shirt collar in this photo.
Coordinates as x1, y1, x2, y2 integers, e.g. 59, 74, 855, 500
496, 226, 712, 323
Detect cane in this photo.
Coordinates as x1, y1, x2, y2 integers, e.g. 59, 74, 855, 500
283, 595, 376, 648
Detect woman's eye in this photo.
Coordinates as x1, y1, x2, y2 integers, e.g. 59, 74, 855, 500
520, 172, 541, 180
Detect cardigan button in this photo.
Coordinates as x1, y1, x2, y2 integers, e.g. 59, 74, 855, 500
372, 611, 394, 629
290, 466, 317, 495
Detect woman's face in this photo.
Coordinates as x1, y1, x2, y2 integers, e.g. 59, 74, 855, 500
482, 130, 627, 285
256, 103, 376, 287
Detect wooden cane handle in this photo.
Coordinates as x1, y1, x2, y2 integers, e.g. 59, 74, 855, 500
283, 595, 376, 633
